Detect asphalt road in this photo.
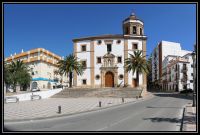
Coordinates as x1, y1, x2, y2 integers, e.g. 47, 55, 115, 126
4, 93, 192, 132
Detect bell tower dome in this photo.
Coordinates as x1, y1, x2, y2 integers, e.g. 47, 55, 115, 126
122, 12, 144, 36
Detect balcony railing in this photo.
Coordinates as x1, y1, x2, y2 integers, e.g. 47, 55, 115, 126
181, 76, 187, 82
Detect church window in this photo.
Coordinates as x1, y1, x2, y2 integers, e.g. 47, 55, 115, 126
81, 60, 87, 68
81, 45, 86, 52
119, 74, 124, 80
133, 26, 137, 34
97, 40, 102, 45
95, 75, 100, 80
97, 57, 101, 64
117, 40, 121, 44
107, 44, 112, 52
125, 27, 129, 34
117, 56, 122, 63
140, 28, 143, 35
132, 43, 138, 49
82, 79, 87, 85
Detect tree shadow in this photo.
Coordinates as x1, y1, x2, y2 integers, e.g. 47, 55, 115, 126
146, 106, 183, 109
183, 115, 196, 125
152, 93, 193, 100
143, 117, 181, 123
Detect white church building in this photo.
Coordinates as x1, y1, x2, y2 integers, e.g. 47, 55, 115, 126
72, 13, 147, 89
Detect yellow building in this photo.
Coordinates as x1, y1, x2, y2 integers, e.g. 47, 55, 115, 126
5, 48, 68, 91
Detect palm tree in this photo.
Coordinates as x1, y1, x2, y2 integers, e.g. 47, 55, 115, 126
4, 60, 31, 92
124, 50, 149, 87
57, 54, 84, 88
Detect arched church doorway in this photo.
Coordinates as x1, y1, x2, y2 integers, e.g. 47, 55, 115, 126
105, 71, 114, 87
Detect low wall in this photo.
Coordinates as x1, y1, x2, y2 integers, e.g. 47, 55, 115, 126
5, 88, 63, 102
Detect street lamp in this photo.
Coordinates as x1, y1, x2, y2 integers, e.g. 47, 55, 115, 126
191, 51, 196, 107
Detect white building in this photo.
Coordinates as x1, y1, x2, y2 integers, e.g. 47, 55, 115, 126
5, 48, 68, 91
72, 13, 147, 89
161, 53, 194, 91
152, 41, 192, 85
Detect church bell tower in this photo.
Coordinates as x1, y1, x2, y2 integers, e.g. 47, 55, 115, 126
122, 12, 144, 36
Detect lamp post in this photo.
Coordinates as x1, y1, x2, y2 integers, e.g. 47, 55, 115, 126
191, 51, 196, 107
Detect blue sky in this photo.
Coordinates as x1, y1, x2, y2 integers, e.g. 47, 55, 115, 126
4, 4, 196, 58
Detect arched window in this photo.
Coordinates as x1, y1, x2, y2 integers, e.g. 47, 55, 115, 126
133, 26, 137, 34
140, 28, 143, 35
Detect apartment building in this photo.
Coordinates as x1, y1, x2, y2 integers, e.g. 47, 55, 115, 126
5, 48, 68, 90
152, 41, 192, 86
161, 53, 194, 91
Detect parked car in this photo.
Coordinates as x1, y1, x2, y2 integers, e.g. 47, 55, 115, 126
31, 87, 40, 92
180, 89, 193, 94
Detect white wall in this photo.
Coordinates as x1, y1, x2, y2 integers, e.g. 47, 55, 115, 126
75, 38, 145, 87
76, 41, 91, 86
5, 88, 63, 102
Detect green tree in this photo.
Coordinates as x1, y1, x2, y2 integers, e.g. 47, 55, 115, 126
4, 60, 32, 92
124, 50, 149, 87
57, 54, 84, 88
17, 70, 32, 91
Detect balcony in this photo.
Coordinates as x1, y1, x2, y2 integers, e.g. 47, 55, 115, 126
181, 75, 187, 82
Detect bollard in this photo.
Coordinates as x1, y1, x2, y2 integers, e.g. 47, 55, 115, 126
122, 97, 124, 103
99, 101, 101, 107
58, 105, 61, 114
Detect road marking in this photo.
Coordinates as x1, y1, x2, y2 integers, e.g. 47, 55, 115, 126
96, 114, 135, 131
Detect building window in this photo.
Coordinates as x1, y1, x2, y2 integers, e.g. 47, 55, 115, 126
190, 80, 193, 83
133, 26, 137, 34
117, 40, 121, 44
95, 75, 100, 80
117, 56, 122, 63
81, 45, 86, 52
107, 44, 112, 52
191, 64, 194, 68
140, 28, 143, 35
97, 40, 102, 45
81, 61, 87, 68
125, 27, 129, 34
132, 43, 138, 49
191, 73, 193, 76
97, 57, 101, 64
119, 74, 124, 80
82, 79, 87, 85
183, 64, 187, 69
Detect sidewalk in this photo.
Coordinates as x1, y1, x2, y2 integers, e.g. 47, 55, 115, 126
4, 97, 150, 122
183, 103, 197, 131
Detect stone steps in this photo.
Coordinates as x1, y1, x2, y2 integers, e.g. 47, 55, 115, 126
51, 88, 142, 98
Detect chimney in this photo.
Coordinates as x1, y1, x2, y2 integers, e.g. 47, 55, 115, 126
21, 49, 24, 53
14, 52, 16, 55
10, 54, 12, 57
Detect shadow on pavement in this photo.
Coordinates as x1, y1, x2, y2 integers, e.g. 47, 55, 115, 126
143, 117, 181, 123
152, 93, 193, 100
146, 106, 183, 109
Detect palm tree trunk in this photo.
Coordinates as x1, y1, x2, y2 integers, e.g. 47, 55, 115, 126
136, 71, 139, 87
69, 72, 72, 88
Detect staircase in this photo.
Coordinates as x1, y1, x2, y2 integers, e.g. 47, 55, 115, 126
51, 88, 142, 98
